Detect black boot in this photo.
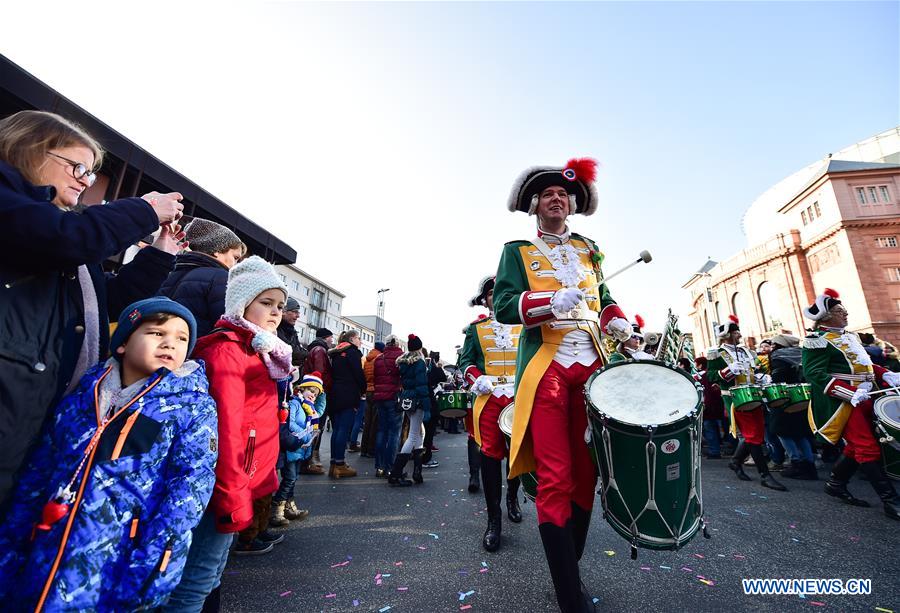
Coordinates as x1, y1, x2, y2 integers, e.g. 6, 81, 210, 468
467, 437, 481, 493
859, 461, 900, 520
200, 586, 221, 613
481, 455, 503, 552
412, 449, 424, 484
802, 460, 819, 481
571, 503, 592, 561
728, 441, 752, 481
507, 473, 523, 523
824, 455, 870, 507
751, 444, 787, 491
538, 521, 592, 613
388, 453, 413, 486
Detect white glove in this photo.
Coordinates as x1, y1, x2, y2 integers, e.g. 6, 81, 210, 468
729, 362, 748, 375
755, 373, 772, 385
551, 287, 585, 315
850, 381, 873, 407
606, 317, 633, 342
883, 371, 900, 388
472, 375, 495, 396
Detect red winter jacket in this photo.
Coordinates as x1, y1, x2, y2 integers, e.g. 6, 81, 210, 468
303, 339, 333, 393
192, 319, 280, 533
373, 345, 404, 401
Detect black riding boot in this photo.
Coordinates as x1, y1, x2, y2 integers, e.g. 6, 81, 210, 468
538, 521, 593, 612
728, 440, 752, 481
467, 437, 482, 493
750, 444, 787, 491
507, 470, 523, 523
859, 461, 900, 520
388, 453, 413, 486
412, 449, 424, 484
571, 502, 592, 561
481, 455, 503, 551
824, 455, 870, 506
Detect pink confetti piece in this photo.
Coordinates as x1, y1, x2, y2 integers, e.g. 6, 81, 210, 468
681, 567, 693, 572
325, 593, 336, 598
696, 575, 706, 579
375, 574, 382, 580
417, 546, 427, 550
331, 561, 351, 568
789, 524, 796, 529
480, 568, 489, 573
733, 554, 745, 560
376, 580, 383, 586
460, 607, 472, 611
280, 591, 293, 597
640, 566, 651, 571
397, 587, 408, 591
810, 602, 825, 607
394, 562, 403, 566
693, 553, 705, 559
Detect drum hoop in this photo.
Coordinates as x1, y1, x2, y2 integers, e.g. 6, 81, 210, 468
874, 396, 900, 429
584, 359, 701, 426
589, 413, 698, 436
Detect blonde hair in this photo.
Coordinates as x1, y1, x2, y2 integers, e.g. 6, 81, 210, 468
0, 110, 104, 185
339, 329, 359, 344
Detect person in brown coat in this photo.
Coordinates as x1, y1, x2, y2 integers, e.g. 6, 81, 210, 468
359, 342, 384, 457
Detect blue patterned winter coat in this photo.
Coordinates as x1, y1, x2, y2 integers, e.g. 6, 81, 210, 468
0, 359, 218, 612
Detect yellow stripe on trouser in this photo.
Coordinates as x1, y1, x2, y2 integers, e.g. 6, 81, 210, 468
508, 344, 557, 480
811, 401, 852, 445
472, 393, 490, 448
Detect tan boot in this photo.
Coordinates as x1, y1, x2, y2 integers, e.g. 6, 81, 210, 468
270, 501, 290, 527
330, 463, 358, 479
285, 500, 309, 521
299, 462, 325, 475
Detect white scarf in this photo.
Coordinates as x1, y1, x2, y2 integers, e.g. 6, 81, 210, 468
221, 314, 294, 380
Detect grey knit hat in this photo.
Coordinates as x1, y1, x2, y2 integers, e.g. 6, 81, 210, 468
185, 218, 243, 255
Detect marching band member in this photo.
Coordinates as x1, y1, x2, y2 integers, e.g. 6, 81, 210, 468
801, 289, 900, 520
707, 315, 787, 491
493, 158, 633, 612
608, 315, 655, 362
458, 276, 523, 552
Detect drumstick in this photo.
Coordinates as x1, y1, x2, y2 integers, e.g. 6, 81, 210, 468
584, 250, 652, 291
868, 385, 900, 397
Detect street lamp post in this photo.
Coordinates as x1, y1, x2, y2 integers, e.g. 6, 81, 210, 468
376, 288, 390, 343
700, 272, 717, 349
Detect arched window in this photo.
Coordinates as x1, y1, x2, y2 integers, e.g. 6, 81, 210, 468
714, 301, 723, 325
731, 293, 740, 320
758, 281, 782, 332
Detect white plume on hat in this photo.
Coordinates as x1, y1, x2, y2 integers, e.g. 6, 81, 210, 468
224, 255, 288, 317
803, 288, 842, 321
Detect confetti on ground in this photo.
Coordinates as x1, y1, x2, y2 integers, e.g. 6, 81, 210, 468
481, 562, 488, 568
640, 566, 651, 571
280, 591, 292, 597
809, 602, 825, 607
460, 606, 472, 611
604, 550, 616, 557
791, 538, 800, 542
375, 574, 382, 580
789, 524, 796, 529
331, 560, 351, 568
660, 565, 671, 570
699, 579, 715, 586
593, 598, 600, 604
379, 607, 391, 612
353, 600, 359, 607
428, 533, 440, 539
441, 522, 446, 526
398, 587, 408, 592
875, 607, 893, 613
395, 562, 403, 566
850, 536, 861, 542
459, 590, 475, 602
717, 554, 725, 558
480, 567, 489, 574
417, 546, 428, 550
734, 554, 746, 560
734, 509, 750, 516
325, 593, 336, 599
693, 553, 705, 559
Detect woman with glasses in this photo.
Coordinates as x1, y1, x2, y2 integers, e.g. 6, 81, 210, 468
0, 110, 187, 512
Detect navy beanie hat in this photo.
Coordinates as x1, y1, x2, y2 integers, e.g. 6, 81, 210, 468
110, 297, 198, 359
374, 341, 386, 352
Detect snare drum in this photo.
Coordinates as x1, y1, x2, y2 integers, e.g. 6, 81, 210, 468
437, 391, 472, 418
730, 385, 764, 412
874, 395, 900, 481
762, 383, 790, 409
585, 360, 707, 555
498, 404, 538, 500
783, 383, 812, 414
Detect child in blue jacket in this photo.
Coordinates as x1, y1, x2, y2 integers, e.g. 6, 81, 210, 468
272, 372, 326, 525
0, 298, 218, 612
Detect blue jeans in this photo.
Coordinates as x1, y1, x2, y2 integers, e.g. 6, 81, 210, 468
375, 400, 402, 471
330, 408, 356, 463
778, 435, 815, 464
703, 419, 722, 456
274, 458, 299, 502
350, 398, 366, 445
162, 511, 234, 612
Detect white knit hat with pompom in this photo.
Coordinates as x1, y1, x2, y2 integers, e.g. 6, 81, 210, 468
224, 255, 288, 317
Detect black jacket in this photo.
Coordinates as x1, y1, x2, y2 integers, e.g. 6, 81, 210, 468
0, 160, 171, 508
158, 251, 228, 337
328, 342, 366, 412
768, 346, 811, 438
277, 321, 308, 369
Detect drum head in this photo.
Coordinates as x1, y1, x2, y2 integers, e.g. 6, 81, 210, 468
499, 404, 515, 437
875, 395, 900, 429
587, 361, 700, 426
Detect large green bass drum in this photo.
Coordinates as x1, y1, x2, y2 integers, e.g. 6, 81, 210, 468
437, 391, 472, 418
585, 359, 708, 558
874, 395, 900, 481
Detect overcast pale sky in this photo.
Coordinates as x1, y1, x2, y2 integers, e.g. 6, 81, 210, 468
4, 1, 898, 359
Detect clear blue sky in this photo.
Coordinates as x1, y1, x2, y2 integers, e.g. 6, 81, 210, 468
4, 1, 898, 357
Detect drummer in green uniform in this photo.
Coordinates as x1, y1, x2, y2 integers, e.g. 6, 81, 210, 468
458, 276, 524, 552
707, 315, 787, 491
801, 288, 900, 520
608, 315, 654, 363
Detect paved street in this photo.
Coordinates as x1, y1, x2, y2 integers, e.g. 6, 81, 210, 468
223, 430, 899, 613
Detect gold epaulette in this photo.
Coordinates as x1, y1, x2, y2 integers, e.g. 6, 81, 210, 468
706, 347, 720, 360
801, 335, 828, 350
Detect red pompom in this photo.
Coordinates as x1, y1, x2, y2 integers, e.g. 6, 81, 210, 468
36, 499, 70, 531
635, 314, 645, 329
564, 158, 598, 184
477, 313, 488, 320
823, 288, 840, 299
408, 334, 416, 340
728, 314, 739, 324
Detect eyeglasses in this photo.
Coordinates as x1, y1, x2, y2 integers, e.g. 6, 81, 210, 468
47, 152, 97, 187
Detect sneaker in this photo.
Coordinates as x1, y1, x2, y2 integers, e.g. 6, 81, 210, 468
423, 460, 440, 468
233, 539, 274, 556
348, 443, 361, 453
429, 444, 439, 452
257, 530, 285, 545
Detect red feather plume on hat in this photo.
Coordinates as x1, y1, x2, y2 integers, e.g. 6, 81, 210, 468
728, 314, 739, 324
477, 313, 488, 320
564, 158, 598, 183
635, 314, 645, 329
823, 288, 840, 298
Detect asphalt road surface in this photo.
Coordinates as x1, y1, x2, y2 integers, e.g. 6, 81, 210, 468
222, 429, 899, 613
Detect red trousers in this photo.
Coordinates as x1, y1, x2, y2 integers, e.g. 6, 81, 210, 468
529, 359, 600, 527
842, 399, 881, 463
464, 412, 475, 441
733, 406, 764, 445
478, 394, 513, 460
